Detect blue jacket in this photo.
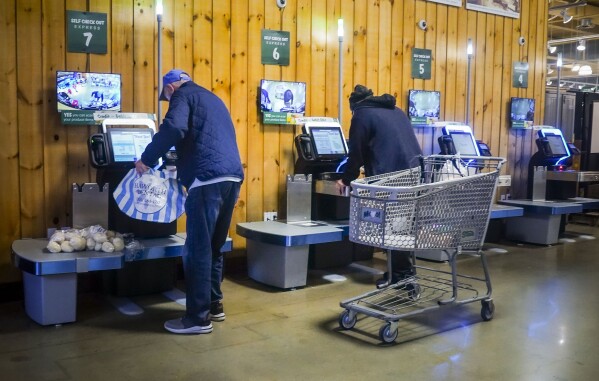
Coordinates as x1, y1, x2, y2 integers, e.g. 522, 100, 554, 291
341, 94, 422, 185
141, 81, 244, 188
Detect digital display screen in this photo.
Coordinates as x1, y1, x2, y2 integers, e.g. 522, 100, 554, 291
309, 127, 347, 159
57, 71, 121, 112
546, 135, 568, 156
260, 79, 306, 114
450, 132, 479, 155
107, 128, 153, 163
408, 90, 441, 120
510, 97, 535, 122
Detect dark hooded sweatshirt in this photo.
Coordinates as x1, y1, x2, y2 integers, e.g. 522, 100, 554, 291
341, 94, 422, 186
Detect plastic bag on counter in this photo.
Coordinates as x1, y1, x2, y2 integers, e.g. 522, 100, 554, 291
123, 234, 145, 261
45, 225, 126, 254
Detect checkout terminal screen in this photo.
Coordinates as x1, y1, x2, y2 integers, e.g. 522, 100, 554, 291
450, 132, 479, 156
546, 135, 568, 156
309, 127, 347, 158
108, 128, 154, 162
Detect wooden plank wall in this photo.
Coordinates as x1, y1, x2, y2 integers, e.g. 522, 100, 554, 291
0, 0, 547, 284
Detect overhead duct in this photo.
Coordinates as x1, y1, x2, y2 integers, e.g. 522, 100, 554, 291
577, 18, 595, 29
548, 1, 587, 12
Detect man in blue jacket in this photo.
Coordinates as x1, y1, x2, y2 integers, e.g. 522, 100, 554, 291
136, 69, 244, 334
336, 84, 422, 288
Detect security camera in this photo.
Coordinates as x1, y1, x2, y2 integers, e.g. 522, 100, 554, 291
418, 19, 428, 31
276, 0, 287, 9
518, 36, 526, 46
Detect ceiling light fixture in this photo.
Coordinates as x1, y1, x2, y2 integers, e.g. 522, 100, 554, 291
577, 40, 586, 51
547, 65, 554, 74
572, 63, 581, 72
557, 53, 563, 68
548, 44, 557, 53
579, 65, 593, 75
561, 9, 574, 23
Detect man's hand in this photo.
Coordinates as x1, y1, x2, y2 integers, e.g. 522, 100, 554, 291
135, 159, 149, 175
335, 179, 347, 196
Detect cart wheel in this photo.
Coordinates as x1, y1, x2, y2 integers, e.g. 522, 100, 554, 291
405, 283, 421, 300
481, 300, 495, 321
339, 310, 357, 330
379, 323, 398, 344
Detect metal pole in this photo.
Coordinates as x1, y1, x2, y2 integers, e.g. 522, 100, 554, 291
466, 55, 472, 126
338, 36, 343, 125
157, 13, 163, 126
556, 66, 561, 129
466, 38, 473, 126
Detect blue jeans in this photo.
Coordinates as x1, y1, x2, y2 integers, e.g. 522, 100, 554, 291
182, 181, 241, 325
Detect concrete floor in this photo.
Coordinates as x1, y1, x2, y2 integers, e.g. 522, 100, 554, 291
1, 223, 598, 381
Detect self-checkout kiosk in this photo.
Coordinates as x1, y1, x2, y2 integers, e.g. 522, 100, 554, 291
500, 127, 599, 245
88, 118, 178, 295
237, 120, 357, 289
415, 125, 493, 260
292, 121, 362, 268
437, 124, 492, 157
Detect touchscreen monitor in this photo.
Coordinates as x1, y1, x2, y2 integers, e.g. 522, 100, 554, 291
538, 128, 571, 158
546, 135, 568, 156
450, 132, 479, 156
308, 126, 348, 160
107, 128, 154, 163
442, 125, 480, 156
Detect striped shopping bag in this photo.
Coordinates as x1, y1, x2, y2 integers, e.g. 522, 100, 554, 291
113, 168, 186, 223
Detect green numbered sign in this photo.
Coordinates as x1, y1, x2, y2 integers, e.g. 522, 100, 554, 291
411, 48, 432, 80
261, 30, 290, 66
513, 61, 529, 88
67, 11, 107, 54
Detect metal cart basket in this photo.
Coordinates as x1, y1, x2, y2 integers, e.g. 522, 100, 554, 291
339, 155, 505, 343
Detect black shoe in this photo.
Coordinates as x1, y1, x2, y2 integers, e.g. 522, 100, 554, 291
209, 301, 225, 322
164, 318, 213, 334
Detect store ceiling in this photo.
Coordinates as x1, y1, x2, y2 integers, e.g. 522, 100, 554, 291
547, 0, 599, 89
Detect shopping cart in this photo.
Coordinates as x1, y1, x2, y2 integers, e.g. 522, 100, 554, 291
339, 154, 505, 343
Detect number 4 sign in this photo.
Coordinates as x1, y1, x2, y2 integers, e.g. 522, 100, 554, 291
67, 10, 107, 54
513, 61, 529, 88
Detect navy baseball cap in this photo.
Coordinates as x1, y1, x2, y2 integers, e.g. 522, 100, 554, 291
159, 69, 191, 101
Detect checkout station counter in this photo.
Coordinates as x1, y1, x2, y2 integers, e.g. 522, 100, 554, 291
237, 121, 352, 289
500, 127, 599, 245
12, 118, 232, 325
237, 122, 522, 287
416, 125, 523, 260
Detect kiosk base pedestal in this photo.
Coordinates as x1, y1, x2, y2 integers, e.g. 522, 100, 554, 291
23, 271, 77, 326
247, 240, 309, 289
505, 214, 561, 245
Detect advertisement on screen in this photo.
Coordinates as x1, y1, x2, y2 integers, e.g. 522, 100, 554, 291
260, 79, 306, 125
57, 71, 121, 112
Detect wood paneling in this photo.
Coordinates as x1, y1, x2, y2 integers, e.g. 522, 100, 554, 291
0, 0, 20, 283
0, 0, 549, 283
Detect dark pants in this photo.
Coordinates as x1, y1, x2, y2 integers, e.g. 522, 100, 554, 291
182, 181, 241, 325
390, 250, 413, 275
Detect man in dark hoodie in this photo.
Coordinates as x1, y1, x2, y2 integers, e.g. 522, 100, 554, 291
336, 84, 422, 288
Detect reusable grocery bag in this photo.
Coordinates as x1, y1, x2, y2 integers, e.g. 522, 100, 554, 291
113, 168, 186, 223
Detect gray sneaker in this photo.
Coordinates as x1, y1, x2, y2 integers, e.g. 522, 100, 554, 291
209, 301, 226, 322
164, 318, 213, 334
